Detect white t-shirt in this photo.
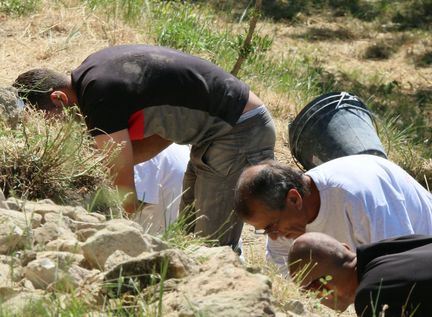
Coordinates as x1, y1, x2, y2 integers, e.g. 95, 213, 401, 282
267, 154, 432, 271
134, 144, 190, 228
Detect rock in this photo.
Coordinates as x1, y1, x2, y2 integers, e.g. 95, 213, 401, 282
76, 228, 98, 242
284, 300, 305, 315
36, 251, 86, 267
186, 245, 242, 266
158, 247, 276, 317
24, 252, 87, 289
73, 212, 102, 224
0, 220, 27, 254
19, 278, 36, 290
0, 263, 13, 287
0, 86, 21, 128
45, 238, 82, 254
36, 199, 56, 205
103, 249, 198, 295
67, 219, 106, 232
0, 287, 46, 315
81, 220, 167, 269
24, 257, 57, 289
0, 190, 5, 204
32, 222, 76, 246
19, 250, 37, 266
88, 212, 106, 222
0, 207, 42, 229
45, 264, 99, 292
104, 250, 132, 271
18, 200, 65, 215
2, 197, 22, 211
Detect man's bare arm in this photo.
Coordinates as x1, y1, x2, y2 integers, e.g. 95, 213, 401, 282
94, 129, 138, 214
132, 134, 172, 164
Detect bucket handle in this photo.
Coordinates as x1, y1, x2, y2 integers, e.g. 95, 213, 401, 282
291, 103, 376, 171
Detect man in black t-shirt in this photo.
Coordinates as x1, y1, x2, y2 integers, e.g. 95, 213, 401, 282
13, 45, 276, 249
288, 232, 432, 317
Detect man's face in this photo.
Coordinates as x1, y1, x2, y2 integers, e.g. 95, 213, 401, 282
297, 267, 355, 312
245, 198, 308, 240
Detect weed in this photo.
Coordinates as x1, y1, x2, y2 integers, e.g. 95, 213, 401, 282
162, 205, 218, 250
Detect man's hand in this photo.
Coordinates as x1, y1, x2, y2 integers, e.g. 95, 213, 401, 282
94, 129, 138, 214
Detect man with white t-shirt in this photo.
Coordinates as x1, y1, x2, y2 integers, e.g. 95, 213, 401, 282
234, 154, 432, 272
133, 143, 190, 234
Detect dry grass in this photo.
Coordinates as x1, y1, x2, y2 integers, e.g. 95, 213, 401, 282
0, 0, 151, 87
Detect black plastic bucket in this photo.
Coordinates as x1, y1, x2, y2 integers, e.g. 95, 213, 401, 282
289, 91, 387, 170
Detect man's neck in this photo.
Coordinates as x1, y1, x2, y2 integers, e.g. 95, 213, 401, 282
302, 175, 320, 224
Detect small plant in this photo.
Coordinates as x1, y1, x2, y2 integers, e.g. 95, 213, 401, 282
162, 205, 218, 250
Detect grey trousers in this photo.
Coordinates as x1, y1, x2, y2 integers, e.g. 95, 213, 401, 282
180, 107, 276, 248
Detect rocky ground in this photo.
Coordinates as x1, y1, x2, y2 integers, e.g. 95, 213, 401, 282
0, 192, 312, 316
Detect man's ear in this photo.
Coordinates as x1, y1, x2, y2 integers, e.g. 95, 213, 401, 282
286, 188, 302, 210
341, 243, 352, 252
49, 90, 69, 108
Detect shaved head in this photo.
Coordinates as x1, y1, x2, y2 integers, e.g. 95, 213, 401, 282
289, 232, 358, 312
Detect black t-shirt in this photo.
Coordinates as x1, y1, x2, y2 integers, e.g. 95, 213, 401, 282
71, 45, 249, 145
355, 235, 432, 317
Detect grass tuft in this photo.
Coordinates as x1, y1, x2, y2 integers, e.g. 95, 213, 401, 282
0, 106, 112, 206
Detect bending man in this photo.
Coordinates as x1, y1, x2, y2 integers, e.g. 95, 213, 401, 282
289, 232, 432, 316
14, 44, 276, 248
234, 155, 432, 270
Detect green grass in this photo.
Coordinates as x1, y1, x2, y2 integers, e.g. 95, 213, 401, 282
0, 0, 40, 16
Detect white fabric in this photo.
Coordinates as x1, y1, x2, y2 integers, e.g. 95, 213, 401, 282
133, 144, 190, 234
267, 154, 432, 271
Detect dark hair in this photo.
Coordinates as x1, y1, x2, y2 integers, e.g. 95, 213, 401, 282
13, 68, 69, 111
234, 160, 309, 219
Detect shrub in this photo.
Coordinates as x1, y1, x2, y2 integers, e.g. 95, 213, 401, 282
0, 107, 111, 206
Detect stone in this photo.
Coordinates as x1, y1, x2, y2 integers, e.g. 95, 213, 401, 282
19, 250, 37, 266
284, 300, 306, 315
67, 219, 106, 232
36, 251, 86, 267
24, 252, 87, 289
103, 249, 198, 295
0, 287, 46, 315
2, 197, 22, 211
45, 238, 82, 254
157, 247, 277, 317
81, 220, 166, 269
0, 220, 27, 254
24, 257, 57, 289
74, 213, 103, 224
0, 190, 5, 204
0, 86, 21, 128
76, 228, 98, 242
0, 263, 13, 287
88, 212, 106, 222
32, 222, 76, 246
0, 207, 42, 229
19, 200, 65, 215
103, 250, 132, 271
